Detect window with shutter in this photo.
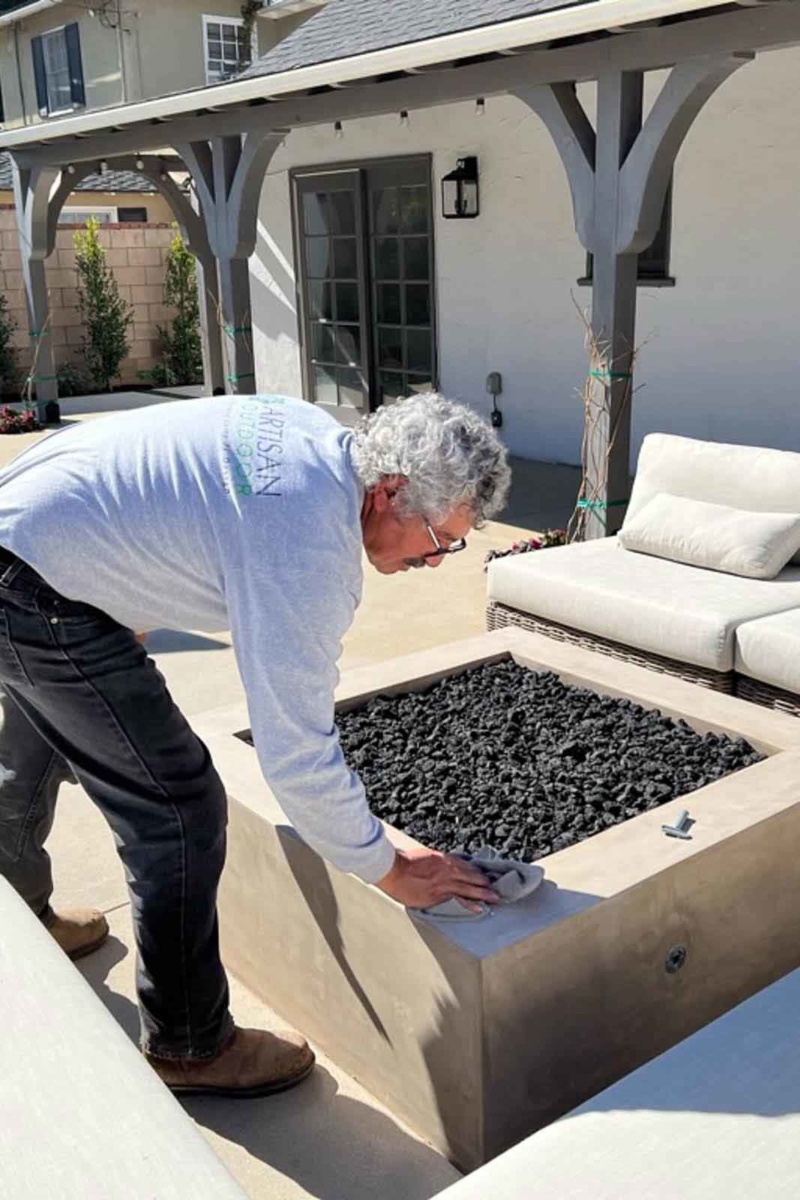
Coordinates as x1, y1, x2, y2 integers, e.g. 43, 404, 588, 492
32, 24, 85, 116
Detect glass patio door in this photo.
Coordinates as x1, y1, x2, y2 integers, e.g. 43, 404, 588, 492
294, 158, 436, 423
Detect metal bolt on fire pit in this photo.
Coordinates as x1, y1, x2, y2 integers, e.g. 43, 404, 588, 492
662, 809, 692, 840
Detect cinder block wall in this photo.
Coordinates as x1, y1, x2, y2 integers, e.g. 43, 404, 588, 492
0, 205, 177, 390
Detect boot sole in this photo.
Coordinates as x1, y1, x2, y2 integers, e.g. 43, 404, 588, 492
164, 1054, 316, 1098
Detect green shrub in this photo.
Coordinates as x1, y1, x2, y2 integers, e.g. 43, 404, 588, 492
73, 218, 133, 392
155, 231, 203, 386
0, 294, 20, 397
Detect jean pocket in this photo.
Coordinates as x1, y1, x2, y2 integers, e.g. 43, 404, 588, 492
0, 607, 34, 689
37, 591, 111, 629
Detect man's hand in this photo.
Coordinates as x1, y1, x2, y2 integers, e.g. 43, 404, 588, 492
134, 631, 147, 644
375, 847, 499, 913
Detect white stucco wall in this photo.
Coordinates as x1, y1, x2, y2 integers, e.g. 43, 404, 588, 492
252, 45, 800, 468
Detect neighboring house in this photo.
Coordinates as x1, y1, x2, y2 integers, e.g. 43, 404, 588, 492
0, 0, 324, 127
0, 150, 171, 222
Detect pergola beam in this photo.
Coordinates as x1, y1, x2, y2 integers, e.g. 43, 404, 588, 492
7, 1, 800, 171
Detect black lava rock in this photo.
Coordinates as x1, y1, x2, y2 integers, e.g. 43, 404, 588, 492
337, 661, 764, 863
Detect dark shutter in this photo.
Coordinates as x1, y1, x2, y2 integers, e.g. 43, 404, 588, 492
31, 35, 48, 115
65, 23, 85, 108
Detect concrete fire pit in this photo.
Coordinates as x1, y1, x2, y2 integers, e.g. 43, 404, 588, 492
192, 628, 800, 1170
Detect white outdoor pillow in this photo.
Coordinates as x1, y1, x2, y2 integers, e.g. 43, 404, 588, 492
618, 493, 800, 579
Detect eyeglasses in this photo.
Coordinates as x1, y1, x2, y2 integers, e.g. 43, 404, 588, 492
421, 520, 468, 561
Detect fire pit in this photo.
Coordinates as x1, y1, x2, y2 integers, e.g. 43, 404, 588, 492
336, 661, 762, 862
194, 628, 800, 1170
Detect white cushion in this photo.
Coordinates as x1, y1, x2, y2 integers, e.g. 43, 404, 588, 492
487, 538, 800, 671
436, 968, 800, 1200
627, 434, 800, 564
618, 493, 800, 579
735, 608, 800, 693
0, 877, 248, 1200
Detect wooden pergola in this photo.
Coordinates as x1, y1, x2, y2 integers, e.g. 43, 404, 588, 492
3, 0, 800, 534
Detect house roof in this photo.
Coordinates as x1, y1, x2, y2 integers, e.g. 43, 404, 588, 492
0, 151, 157, 193
244, 0, 587, 79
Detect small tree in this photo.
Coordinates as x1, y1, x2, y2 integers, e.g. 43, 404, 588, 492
0, 293, 19, 398
155, 231, 203, 386
74, 217, 133, 393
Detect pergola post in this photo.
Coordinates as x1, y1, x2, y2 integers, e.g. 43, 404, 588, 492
11, 162, 64, 416
176, 131, 286, 394
516, 52, 751, 537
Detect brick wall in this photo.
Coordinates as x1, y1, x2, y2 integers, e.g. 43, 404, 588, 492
0, 204, 177, 390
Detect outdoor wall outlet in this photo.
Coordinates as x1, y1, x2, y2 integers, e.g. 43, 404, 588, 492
487, 372, 503, 427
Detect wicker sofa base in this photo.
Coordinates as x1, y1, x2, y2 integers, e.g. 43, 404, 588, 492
735, 676, 800, 719
486, 601, 735, 694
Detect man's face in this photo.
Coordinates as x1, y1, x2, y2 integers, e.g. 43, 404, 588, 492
362, 478, 474, 575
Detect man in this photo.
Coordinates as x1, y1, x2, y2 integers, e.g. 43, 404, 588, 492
0, 391, 509, 1098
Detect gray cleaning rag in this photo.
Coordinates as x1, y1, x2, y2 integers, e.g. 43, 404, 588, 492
417, 847, 545, 922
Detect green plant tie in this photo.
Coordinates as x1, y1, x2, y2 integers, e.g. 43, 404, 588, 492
577, 498, 630, 510
589, 370, 633, 381
226, 372, 255, 382
224, 325, 252, 336
25, 374, 58, 382
28, 330, 46, 338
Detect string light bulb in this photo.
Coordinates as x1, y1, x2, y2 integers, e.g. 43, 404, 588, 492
476, 97, 486, 117
334, 120, 344, 140
135, 157, 145, 170
99, 159, 108, 173
399, 110, 410, 128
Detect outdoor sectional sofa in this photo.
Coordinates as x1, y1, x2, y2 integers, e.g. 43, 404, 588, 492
487, 433, 800, 715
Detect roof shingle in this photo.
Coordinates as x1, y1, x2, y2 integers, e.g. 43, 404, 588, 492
0, 152, 157, 194
244, 0, 589, 79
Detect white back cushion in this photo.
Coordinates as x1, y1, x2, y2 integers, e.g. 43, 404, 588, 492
627, 435, 800, 563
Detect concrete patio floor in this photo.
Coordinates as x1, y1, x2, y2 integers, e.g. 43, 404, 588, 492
0, 395, 579, 1199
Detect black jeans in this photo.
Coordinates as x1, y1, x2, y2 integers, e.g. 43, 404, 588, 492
0, 551, 233, 1059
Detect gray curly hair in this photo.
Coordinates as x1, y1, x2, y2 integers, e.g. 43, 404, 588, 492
351, 393, 510, 528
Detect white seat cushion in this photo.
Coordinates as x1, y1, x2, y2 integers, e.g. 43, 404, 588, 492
735, 608, 800, 693
0, 877, 248, 1200
436, 968, 800, 1200
627, 434, 800, 565
487, 538, 800, 671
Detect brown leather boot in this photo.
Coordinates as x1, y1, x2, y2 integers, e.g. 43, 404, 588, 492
44, 908, 110, 961
145, 1026, 315, 1098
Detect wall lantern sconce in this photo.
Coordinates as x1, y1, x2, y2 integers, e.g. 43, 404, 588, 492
441, 155, 479, 219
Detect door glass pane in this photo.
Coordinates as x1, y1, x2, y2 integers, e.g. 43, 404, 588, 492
338, 368, 365, 409
306, 238, 331, 279
406, 328, 432, 374
380, 372, 406, 402
334, 325, 362, 367
401, 186, 429, 233
403, 237, 430, 281
335, 282, 359, 324
378, 328, 403, 370
329, 191, 356, 235
406, 376, 435, 394
373, 188, 400, 235
377, 284, 401, 325
302, 193, 329, 236
313, 365, 338, 405
405, 284, 430, 326
375, 238, 400, 280
311, 323, 335, 363
309, 281, 333, 321
333, 238, 357, 279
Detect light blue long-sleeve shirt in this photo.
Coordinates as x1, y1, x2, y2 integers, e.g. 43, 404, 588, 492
0, 396, 396, 884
